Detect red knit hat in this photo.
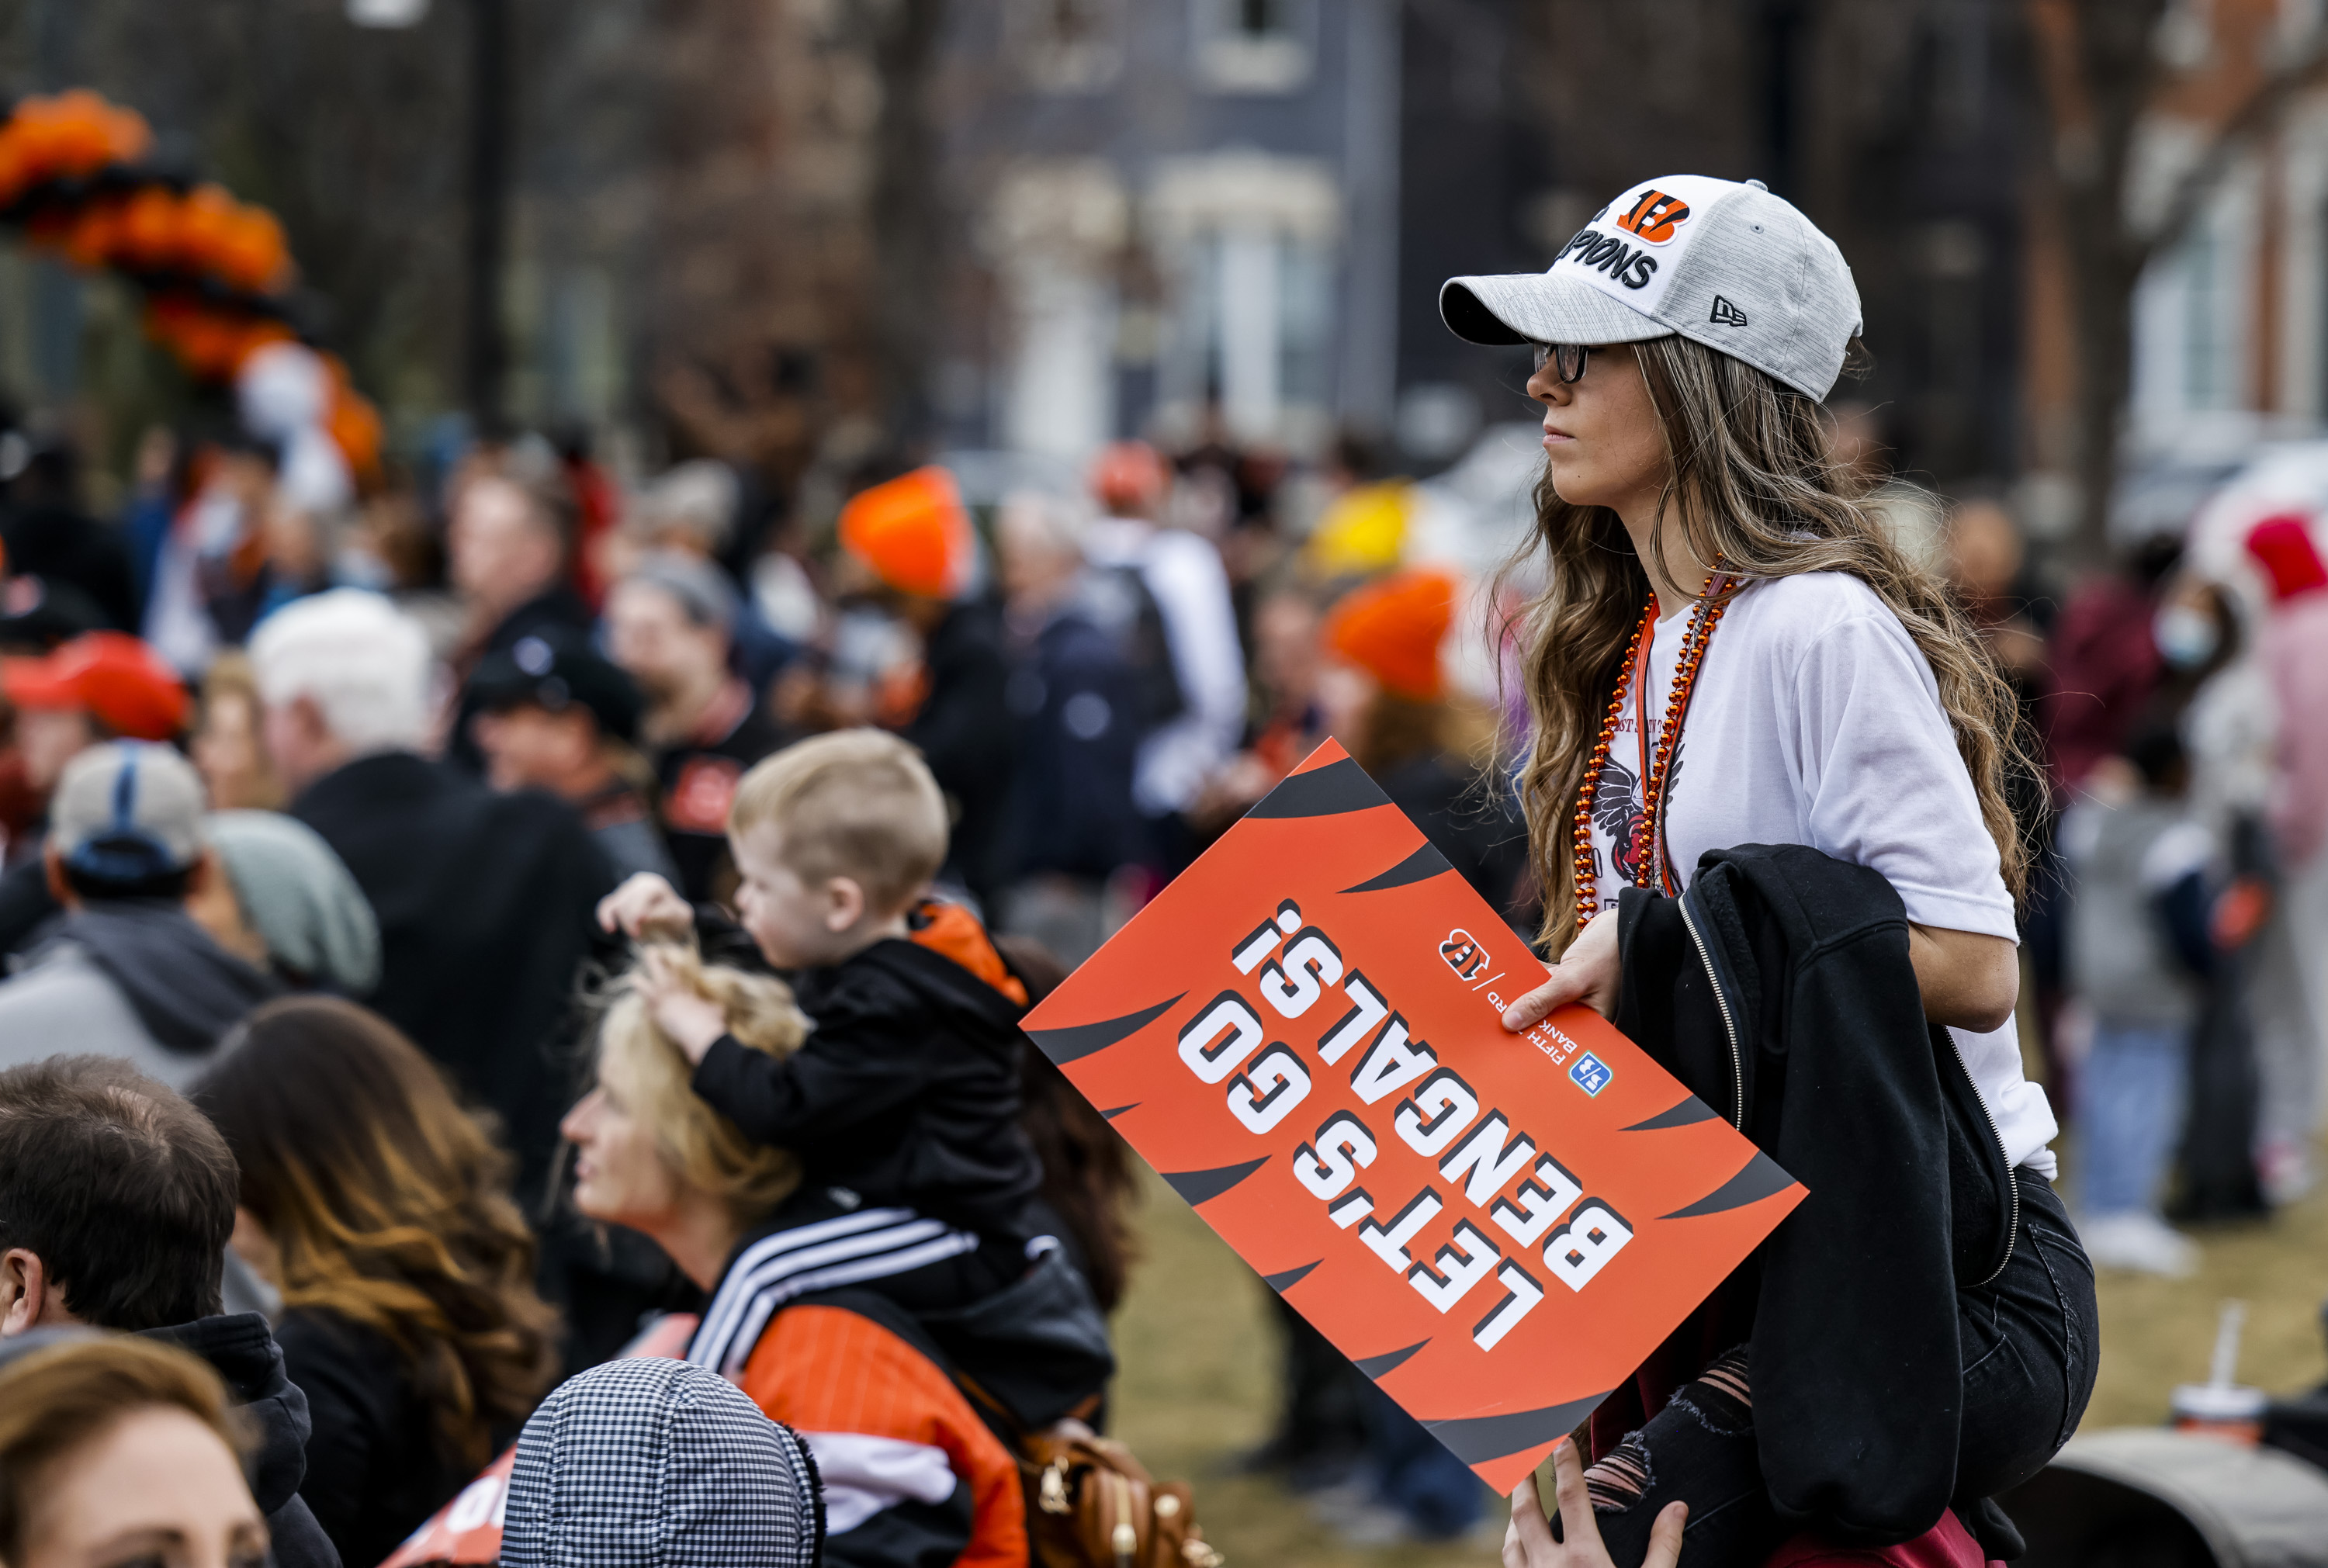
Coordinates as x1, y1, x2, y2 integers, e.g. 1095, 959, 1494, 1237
1325, 568, 1460, 701
2246, 514, 2328, 602
837, 466, 973, 600
1, 632, 188, 739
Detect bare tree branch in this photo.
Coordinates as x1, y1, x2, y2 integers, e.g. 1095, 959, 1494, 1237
2138, 29, 2328, 267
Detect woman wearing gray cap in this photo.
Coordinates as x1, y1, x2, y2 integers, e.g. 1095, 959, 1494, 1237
1446, 178, 2091, 1566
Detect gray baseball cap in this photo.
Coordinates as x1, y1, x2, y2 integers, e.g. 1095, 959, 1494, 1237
622, 550, 740, 634
1441, 175, 1863, 400
50, 741, 206, 884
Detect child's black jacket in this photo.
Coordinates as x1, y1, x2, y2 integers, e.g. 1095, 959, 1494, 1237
693, 906, 1044, 1244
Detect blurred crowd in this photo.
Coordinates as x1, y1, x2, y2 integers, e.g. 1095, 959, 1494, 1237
0, 409, 1536, 1557
0, 414, 1534, 947
1932, 486, 2328, 1282
4, 395, 2328, 1555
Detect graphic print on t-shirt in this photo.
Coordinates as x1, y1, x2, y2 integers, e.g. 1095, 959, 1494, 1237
1589, 752, 1644, 897
1588, 742, 1687, 902
1570, 572, 2056, 1172
1589, 666, 1688, 909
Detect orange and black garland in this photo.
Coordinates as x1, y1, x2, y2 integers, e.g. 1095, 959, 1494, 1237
0, 89, 383, 481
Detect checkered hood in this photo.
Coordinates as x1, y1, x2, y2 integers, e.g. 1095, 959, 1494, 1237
501, 1358, 823, 1567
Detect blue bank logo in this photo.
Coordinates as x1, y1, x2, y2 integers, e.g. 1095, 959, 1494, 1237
1569, 1053, 1612, 1097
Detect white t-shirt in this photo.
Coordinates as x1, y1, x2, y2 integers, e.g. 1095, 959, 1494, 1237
1582, 572, 2058, 1176
1083, 518, 1249, 816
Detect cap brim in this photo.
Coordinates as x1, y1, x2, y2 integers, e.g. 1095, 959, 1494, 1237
1440, 272, 1671, 348
0, 658, 74, 710
464, 668, 536, 711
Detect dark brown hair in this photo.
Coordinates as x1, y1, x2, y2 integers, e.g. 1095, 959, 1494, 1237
995, 936, 1140, 1312
1501, 335, 2038, 953
195, 999, 560, 1467
1348, 691, 1443, 779
0, 1055, 234, 1329
0, 1336, 253, 1563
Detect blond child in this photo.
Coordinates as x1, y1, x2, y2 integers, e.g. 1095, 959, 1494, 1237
598, 729, 1044, 1327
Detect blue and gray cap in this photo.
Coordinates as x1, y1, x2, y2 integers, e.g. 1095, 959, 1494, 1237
1440, 174, 1863, 401
49, 741, 206, 884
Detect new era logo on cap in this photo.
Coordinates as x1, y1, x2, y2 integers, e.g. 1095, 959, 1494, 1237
1710, 296, 1749, 327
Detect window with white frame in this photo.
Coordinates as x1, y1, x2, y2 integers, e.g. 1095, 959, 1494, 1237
1006, 0, 1127, 93
1148, 154, 1339, 447
2181, 226, 2230, 410
1192, 0, 1315, 93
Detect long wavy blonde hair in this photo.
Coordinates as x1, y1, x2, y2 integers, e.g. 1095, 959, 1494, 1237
194, 998, 560, 1469
1505, 334, 2039, 955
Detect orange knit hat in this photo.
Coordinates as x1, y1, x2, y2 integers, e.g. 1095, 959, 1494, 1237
837, 466, 974, 600
1325, 567, 1460, 701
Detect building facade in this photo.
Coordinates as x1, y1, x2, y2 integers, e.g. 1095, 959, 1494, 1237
936, 0, 1559, 469
939, 0, 1401, 463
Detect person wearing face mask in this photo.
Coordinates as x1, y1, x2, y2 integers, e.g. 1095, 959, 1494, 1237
2153, 588, 2227, 680
2236, 517, 2328, 1204
2148, 573, 2278, 1220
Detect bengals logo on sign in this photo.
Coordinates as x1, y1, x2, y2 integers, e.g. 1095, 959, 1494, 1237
1440, 928, 1490, 982
1614, 189, 1692, 244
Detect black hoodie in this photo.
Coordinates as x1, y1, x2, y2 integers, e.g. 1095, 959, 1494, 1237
691, 929, 1043, 1244
140, 1312, 343, 1568
1613, 843, 2019, 1547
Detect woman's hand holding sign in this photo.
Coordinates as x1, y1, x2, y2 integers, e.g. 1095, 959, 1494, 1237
1497, 895, 2017, 1037
1504, 1437, 1685, 1568
1502, 909, 1623, 1033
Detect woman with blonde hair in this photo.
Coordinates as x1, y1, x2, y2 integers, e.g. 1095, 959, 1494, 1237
0, 1334, 271, 1568
561, 945, 1031, 1568
192, 651, 284, 811
192, 996, 560, 1567
1440, 178, 2094, 1566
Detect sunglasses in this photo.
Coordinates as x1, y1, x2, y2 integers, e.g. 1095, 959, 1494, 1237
1529, 342, 1592, 384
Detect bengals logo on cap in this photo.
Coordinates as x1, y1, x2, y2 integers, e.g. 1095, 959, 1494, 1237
1613, 189, 1692, 245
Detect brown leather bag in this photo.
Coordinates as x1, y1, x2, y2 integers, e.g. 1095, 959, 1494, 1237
1017, 1427, 1223, 1568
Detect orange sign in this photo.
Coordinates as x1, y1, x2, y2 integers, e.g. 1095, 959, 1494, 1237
1022, 742, 1803, 1494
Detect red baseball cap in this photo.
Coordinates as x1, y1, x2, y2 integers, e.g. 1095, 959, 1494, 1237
2, 632, 189, 739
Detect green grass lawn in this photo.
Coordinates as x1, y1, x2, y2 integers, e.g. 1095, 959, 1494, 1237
2080, 1165, 2328, 1427
1108, 1161, 1503, 1567
1107, 1144, 2328, 1567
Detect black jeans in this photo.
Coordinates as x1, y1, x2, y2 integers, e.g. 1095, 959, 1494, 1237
1592, 1168, 2098, 1568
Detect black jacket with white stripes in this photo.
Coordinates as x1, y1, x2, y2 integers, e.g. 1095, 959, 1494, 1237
691, 924, 1044, 1245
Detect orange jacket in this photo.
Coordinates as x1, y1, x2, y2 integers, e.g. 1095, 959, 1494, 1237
737, 1301, 1027, 1568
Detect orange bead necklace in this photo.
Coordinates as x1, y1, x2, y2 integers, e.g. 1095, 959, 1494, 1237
1570, 566, 1732, 928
